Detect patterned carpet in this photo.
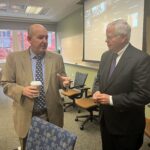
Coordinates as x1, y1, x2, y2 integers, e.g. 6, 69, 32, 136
0, 87, 149, 150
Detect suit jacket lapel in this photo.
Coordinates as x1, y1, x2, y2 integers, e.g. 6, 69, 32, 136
21, 50, 33, 85
104, 45, 132, 91
100, 53, 113, 90
21, 50, 52, 93
44, 52, 52, 93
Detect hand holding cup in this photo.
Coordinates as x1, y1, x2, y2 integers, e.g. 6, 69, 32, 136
30, 81, 42, 97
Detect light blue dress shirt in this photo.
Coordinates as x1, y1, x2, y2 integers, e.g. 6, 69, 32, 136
29, 49, 45, 82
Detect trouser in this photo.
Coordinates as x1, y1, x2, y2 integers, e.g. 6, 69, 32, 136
100, 118, 144, 150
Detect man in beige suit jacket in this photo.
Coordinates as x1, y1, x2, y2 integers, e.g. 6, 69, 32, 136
1, 24, 70, 150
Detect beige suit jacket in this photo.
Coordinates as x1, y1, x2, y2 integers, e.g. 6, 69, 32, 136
1, 50, 66, 138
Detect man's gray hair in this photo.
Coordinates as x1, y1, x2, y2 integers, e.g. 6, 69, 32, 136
108, 19, 131, 41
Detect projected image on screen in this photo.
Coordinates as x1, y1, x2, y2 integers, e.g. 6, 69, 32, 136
84, 0, 144, 62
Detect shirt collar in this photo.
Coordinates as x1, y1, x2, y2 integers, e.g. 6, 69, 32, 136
29, 48, 45, 59
29, 48, 36, 59
117, 43, 129, 56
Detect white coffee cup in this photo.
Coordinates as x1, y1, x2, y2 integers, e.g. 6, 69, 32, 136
30, 81, 42, 97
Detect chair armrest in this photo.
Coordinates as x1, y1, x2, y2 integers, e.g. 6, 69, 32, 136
70, 84, 85, 89
79, 87, 92, 98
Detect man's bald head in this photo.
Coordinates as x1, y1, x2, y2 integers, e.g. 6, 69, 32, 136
28, 24, 47, 38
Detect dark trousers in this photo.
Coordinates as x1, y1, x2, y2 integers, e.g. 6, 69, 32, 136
19, 137, 27, 150
100, 119, 144, 150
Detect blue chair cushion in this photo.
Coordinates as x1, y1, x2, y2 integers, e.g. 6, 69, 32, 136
26, 117, 77, 150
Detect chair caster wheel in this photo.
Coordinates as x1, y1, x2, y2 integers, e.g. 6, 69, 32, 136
80, 126, 84, 130
75, 118, 78, 121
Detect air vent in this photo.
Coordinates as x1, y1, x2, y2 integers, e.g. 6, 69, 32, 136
39, 8, 49, 15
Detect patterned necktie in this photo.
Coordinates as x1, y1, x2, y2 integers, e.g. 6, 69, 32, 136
33, 55, 46, 113
108, 53, 118, 79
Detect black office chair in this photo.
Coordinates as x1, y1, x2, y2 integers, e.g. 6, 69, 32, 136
75, 78, 99, 130
61, 72, 88, 112
145, 117, 150, 147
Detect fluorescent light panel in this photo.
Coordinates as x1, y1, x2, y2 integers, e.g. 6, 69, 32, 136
25, 6, 43, 14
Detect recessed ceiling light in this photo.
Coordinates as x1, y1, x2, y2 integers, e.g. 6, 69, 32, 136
25, 6, 43, 14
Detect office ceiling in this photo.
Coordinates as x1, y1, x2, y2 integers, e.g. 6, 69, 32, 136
0, 0, 83, 23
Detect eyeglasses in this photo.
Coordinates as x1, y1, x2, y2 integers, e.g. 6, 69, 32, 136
106, 34, 120, 41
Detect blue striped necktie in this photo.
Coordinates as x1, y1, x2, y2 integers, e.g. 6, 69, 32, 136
33, 55, 46, 113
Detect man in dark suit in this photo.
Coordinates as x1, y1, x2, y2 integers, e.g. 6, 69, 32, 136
1, 24, 70, 150
93, 19, 150, 150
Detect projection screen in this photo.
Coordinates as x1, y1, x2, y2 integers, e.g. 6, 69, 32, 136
83, 0, 144, 62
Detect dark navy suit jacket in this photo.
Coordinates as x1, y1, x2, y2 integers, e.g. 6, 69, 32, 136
93, 44, 150, 135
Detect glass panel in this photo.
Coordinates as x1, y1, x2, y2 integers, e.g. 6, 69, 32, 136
0, 30, 56, 63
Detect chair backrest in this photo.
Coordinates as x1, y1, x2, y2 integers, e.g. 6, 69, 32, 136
84, 77, 97, 98
91, 76, 98, 93
26, 117, 77, 150
73, 72, 88, 88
